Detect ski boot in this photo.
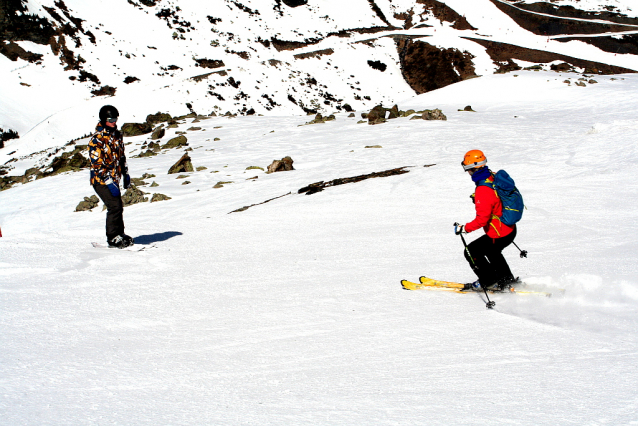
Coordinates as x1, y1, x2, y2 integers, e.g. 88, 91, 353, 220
108, 234, 134, 249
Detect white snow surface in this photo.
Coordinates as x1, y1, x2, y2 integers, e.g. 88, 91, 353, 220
1, 70, 638, 425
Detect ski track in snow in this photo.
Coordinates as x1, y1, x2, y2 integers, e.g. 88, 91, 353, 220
1, 70, 638, 424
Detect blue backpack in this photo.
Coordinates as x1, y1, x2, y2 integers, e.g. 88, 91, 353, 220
480, 170, 524, 226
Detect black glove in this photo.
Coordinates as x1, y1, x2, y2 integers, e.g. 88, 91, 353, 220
123, 174, 131, 189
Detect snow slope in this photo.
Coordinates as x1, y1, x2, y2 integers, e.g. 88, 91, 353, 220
1, 70, 638, 425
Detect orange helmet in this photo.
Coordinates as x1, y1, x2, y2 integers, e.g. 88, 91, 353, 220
462, 149, 487, 171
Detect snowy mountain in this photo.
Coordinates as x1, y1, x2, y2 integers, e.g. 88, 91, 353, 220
2, 0, 638, 144
2, 1, 638, 425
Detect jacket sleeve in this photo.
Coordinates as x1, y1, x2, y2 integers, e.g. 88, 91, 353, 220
465, 186, 497, 233
88, 134, 109, 185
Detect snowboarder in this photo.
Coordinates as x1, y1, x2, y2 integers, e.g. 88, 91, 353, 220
88, 105, 134, 248
455, 150, 516, 291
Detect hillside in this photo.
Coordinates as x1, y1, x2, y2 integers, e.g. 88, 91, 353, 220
2, 0, 638, 148
1, 1, 638, 425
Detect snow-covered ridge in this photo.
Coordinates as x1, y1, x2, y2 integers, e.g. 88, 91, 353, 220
2, 0, 638, 147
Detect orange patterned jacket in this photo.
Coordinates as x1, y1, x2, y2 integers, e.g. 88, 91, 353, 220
88, 123, 127, 186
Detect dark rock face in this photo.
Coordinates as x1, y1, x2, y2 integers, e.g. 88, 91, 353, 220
466, 37, 637, 75
397, 40, 476, 94
556, 34, 638, 56
489, 0, 638, 36
415, 0, 477, 30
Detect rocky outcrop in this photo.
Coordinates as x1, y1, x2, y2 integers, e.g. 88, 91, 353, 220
489, 0, 638, 36
465, 37, 637, 75
397, 40, 477, 94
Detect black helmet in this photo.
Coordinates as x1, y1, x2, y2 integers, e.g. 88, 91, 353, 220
99, 105, 119, 124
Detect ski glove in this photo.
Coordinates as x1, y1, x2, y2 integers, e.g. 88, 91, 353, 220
123, 174, 131, 189
104, 178, 121, 197
454, 224, 466, 235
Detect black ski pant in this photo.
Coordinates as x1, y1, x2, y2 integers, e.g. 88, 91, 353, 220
464, 227, 516, 286
93, 184, 124, 240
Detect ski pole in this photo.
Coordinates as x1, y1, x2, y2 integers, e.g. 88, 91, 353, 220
454, 223, 495, 309
513, 241, 527, 258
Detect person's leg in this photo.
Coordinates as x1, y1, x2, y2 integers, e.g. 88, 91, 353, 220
93, 184, 124, 240
486, 227, 517, 285
465, 234, 497, 285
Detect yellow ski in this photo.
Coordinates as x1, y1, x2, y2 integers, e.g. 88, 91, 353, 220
419, 276, 466, 289
409, 276, 556, 297
401, 279, 467, 293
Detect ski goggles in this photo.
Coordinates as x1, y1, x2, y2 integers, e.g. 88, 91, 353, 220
462, 159, 487, 171
106, 117, 118, 123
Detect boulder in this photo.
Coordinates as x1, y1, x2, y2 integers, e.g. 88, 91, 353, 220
121, 122, 153, 137
421, 109, 447, 121
75, 195, 99, 212
146, 112, 172, 126
151, 193, 172, 202
122, 185, 148, 207
151, 127, 166, 140
161, 135, 188, 150
168, 153, 194, 174
267, 156, 294, 173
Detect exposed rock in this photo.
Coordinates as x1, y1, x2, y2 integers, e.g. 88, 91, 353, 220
267, 156, 294, 173
151, 127, 165, 140
122, 185, 148, 207
366, 104, 401, 125
91, 85, 116, 97
459, 105, 475, 112
146, 112, 172, 126
45, 145, 90, 176
303, 113, 336, 125
397, 40, 477, 94
466, 38, 637, 75
168, 153, 194, 174
75, 195, 99, 212
121, 122, 153, 137
298, 167, 411, 195
150, 193, 171, 202
161, 135, 188, 150
411, 109, 447, 120
195, 59, 225, 69
489, 0, 638, 36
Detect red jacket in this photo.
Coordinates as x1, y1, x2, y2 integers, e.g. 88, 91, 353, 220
465, 179, 515, 239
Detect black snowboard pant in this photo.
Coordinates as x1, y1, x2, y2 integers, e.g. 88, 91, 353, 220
93, 184, 124, 241
464, 227, 516, 286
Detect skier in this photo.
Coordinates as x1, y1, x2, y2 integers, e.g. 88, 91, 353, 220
89, 105, 134, 248
455, 150, 516, 291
